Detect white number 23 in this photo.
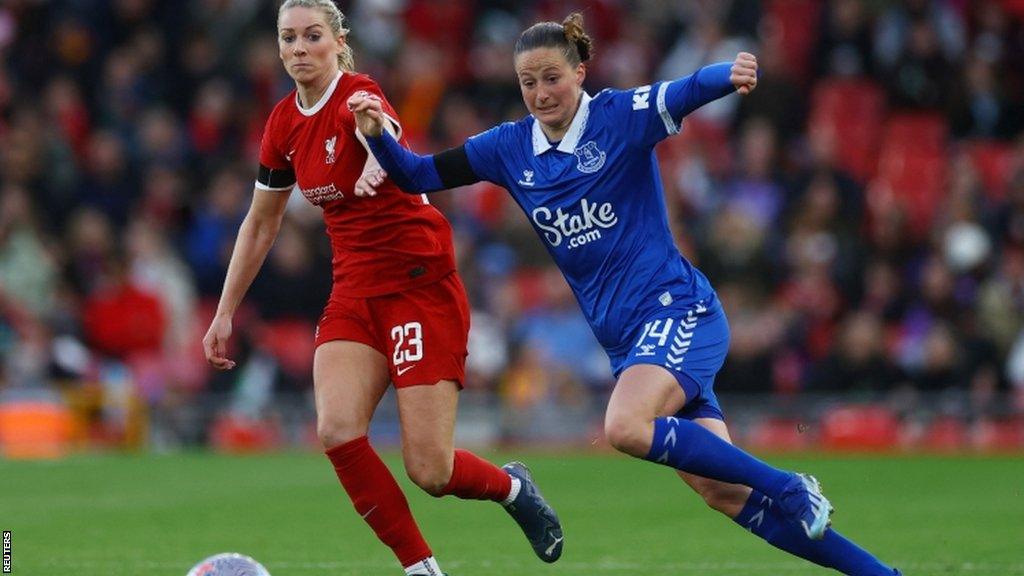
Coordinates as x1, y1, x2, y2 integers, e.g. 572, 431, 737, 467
391, 322, 423, 365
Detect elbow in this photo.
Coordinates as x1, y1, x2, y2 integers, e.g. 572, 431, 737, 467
241, 212, 283, 246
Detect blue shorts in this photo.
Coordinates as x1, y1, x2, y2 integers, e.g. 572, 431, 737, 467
609, 296, 731, 421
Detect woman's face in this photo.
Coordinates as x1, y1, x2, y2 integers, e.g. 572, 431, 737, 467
278, 7, 343, 85
514, 47, 584, 134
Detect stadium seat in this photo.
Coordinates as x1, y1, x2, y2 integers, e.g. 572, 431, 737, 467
972, 417, 1024, 452
920, 416, 968, 452
258, 319, 316, 378
746, 417, 813, 451
819, 405, 900, 451
966, 140, 1014, 202
881, 113, 948, 152
809, 79, 886, 182
209, 413, 281, 453
765, 0, 822, 81
870, 113, 950, 238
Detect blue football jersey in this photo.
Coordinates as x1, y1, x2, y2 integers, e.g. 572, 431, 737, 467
465, 83, 715, 354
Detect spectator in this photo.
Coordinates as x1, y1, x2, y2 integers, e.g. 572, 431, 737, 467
813, 0, 876, 79
0, 184, 58, 320
81, 250, 166, 361
806, 310, 905, 394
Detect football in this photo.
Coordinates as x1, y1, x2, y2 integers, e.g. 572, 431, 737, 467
186, 553, 271, 576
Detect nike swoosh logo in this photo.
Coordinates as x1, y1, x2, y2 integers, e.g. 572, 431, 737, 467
361, 505, 377, 519
396, 364, 416, 376
545, 536, 563, 556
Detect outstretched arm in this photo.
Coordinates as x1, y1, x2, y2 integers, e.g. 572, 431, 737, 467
667, 52, 758, 120
347, 91, 481, 195
203, 188, 290, 370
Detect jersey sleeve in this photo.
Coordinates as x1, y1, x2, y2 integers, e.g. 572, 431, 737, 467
614, 63, 736, 149
464, 123, 509, 187
256, 106, 296, 191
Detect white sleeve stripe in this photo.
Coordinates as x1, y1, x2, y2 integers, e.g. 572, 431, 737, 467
254, 180, 293, 192
353, 113, 400, 150
382, 112, 402, 139
656, 82, 681, 136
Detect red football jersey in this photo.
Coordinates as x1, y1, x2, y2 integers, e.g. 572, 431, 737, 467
257, 72, 456, 298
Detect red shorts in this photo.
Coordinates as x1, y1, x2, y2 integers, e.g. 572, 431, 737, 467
315, 272, 470, 388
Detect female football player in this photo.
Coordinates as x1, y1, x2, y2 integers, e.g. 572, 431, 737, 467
349, 12, 900, 576
203, 2, 562, 574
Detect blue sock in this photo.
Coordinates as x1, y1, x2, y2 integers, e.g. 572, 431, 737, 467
645, 417, 792, 498
735, 490, 895, 575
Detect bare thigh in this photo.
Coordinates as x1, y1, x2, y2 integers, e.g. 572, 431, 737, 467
396, 380, 460, 493
313, 340, 391, 449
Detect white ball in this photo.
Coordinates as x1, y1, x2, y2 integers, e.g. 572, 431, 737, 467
186, 553, 271, 576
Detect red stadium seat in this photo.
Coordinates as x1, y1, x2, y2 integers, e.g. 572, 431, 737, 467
881, 113, 948, 152
869, 113, 950, 238
745, 417, 813, 452
765, 0, 822, 81
966, 140, 1014, 202
819, 405, 900, 451
258, 319, 316, 377
920, 416, 967, 452
809, 79, 886, 182
209, 413, 281, 453
972, 417, 1024, 452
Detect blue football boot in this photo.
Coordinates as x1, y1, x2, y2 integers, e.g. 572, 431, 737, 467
777, 472, 834, 540
502, 461, 564, 562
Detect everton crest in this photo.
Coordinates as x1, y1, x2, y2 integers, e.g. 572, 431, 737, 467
574, 140, 606, 174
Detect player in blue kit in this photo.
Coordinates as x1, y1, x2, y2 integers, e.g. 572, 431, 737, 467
348, 13, 900, 575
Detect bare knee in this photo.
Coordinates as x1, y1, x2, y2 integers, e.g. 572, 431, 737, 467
690, 477, 752, 516
317, 417, 368, 451
604, 413, 653, 458
404, 452, 453, 497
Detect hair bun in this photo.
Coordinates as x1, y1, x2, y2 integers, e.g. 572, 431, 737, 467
561, 12, 593, 62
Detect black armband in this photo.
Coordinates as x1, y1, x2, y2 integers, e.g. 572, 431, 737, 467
433, 145, 480, 189
257, 163, 296, 190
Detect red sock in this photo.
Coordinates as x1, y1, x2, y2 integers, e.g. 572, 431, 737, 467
439, 449, 512, 502
326, 436, 431, 568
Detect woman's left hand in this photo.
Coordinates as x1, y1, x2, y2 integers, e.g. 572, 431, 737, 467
730, 52, 758, 95
347, 91, 386, 136
354, 168, 387, 197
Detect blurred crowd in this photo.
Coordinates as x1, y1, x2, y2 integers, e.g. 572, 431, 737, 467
3, 0, 1024, 447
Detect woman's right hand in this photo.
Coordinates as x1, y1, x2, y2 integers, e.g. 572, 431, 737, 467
347, 91, 385, 137
203, 314, 236, 370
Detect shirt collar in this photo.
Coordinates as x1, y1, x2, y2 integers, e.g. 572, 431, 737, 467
295, 70, 343, 117
531, 91, 592, 156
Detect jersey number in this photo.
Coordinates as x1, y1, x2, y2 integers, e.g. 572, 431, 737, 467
635, 318, 675, 347
391, 322, 424, 365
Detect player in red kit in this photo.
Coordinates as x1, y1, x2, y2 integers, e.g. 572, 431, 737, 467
201, 2, 562, 575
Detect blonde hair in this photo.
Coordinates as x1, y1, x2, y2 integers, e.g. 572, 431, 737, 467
278, 0, 355, 72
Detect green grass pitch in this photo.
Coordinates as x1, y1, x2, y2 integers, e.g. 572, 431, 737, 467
1, 451, 1022, 575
